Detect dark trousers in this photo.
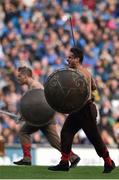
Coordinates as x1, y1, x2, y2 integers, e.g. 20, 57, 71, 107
61, 100, 107, 157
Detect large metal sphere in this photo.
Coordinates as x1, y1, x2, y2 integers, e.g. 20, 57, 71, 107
44, 68, 90, 113
20, 89, 55, 126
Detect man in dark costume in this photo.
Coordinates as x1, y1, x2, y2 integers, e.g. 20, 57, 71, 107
48, 47, 115, 173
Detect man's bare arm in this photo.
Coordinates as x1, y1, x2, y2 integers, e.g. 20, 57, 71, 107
31, 81, 44, 89
91, 77, 97, 91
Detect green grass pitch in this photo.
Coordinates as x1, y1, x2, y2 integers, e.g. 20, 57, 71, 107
0, 166, 118, 179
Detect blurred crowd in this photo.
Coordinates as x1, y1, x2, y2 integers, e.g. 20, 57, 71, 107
0, 0, 119, 148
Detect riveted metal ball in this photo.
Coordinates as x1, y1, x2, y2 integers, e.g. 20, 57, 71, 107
20, 89, 55, 126
44, 68, 90, 114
